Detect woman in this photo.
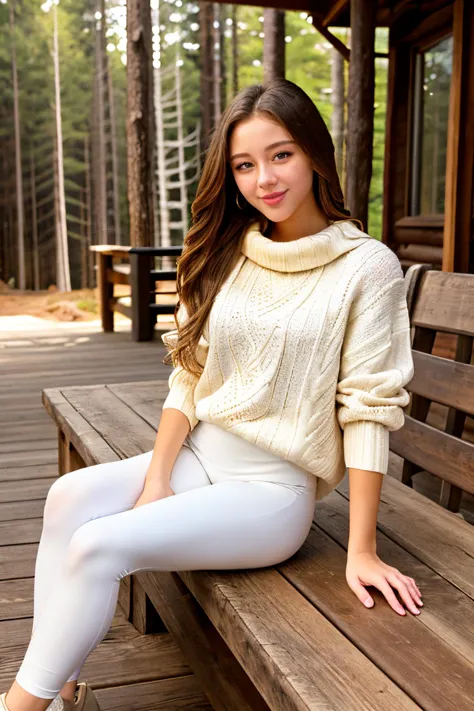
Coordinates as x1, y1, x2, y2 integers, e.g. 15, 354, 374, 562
2, 78, 422, 711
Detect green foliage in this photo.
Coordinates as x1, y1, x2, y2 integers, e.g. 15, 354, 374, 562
75, 297, 98, 313
1, 0, 389, 290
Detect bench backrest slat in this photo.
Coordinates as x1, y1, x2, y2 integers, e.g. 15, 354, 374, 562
391, 265, 474, 512
409, 350, 474, 416
390, 415, 474, 494
411, 270, 474, 335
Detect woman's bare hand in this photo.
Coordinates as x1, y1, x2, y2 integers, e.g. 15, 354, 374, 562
345, 551, 423, 616
133, 481, 175, 509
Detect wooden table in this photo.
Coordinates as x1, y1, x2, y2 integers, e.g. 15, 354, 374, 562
43, 380, 474, 711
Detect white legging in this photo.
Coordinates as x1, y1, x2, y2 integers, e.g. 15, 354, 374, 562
15, 421, 317, 699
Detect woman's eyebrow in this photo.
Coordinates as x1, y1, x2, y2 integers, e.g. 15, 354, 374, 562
230, 139, 295, 161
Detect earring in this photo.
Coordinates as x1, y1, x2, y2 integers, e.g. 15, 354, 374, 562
236, 193, 245, 210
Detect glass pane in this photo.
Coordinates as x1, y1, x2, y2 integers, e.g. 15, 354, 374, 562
419, 35, 452, 215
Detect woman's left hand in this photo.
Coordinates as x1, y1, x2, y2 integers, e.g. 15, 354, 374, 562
345, 551, 423, 616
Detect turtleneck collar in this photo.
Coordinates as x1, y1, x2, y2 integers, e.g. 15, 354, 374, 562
241, 219, 369, 272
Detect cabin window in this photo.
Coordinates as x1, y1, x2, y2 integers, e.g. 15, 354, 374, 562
410, 34, 452, 216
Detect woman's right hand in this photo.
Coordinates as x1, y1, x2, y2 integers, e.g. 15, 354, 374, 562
133, 480, 175, 509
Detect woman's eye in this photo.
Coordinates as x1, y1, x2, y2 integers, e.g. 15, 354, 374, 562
274, 151, 292, 160
235, 161, 252, 170
235, 152, 292, 171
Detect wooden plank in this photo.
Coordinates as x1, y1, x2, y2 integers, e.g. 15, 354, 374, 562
280, 494, 474, 709
179, 568, 421, 711
0, 608, 140, 649
0, 340, 163, 359
0, 463, 57, 482
108, 380, 169, 429
89, 245, 132, 255
0, 355, 163, 380
412, 271, 474, 334
138, 571, 270, 711
409, 350, 474, 416
94, 677, 213, 711
107, 267, 130, 286
0, 518, 42, 546
0, 542, 37, 580
58, 384, 158, 459
42, 388, 120, 467
0, 499, 46, 522
337, 475, 474, 599
0, 578, 34, 620
390, 415, 474, 494
0, 366, 164, 395
0, 426, 55, 446
0, 398, 45, 412
0, 450, 57, 469
0, 438, 57, 455
310, 490, 474, 659
0, 618, 193, 691
0, 477, 56, 503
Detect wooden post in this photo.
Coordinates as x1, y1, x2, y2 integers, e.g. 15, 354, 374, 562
130, 251, 153, 341
97, 252, 114, 332
443, 0, 474, 273
345, 0, 376, 230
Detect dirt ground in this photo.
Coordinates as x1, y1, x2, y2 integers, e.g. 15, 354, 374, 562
0, 280, 133, 322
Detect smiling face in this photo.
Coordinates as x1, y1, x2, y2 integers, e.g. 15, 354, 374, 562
229, 114, 317, 227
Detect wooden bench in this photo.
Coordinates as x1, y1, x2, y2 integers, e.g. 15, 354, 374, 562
42, 265, 474, 710
90, 245, 183, 341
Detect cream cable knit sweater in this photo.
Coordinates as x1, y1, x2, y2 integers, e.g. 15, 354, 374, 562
161, 220, 414, 500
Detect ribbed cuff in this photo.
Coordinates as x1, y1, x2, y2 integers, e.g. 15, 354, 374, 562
342, 420, 389, 474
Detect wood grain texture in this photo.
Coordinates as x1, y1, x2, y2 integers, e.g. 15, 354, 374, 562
179, 568, 422, 711
0, 324, 213, 709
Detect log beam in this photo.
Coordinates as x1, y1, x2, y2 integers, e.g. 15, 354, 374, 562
345, 0, 376, 230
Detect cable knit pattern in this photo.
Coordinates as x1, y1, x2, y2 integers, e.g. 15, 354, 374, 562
161, 220, 414, 500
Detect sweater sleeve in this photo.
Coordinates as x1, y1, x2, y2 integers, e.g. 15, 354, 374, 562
335, 254, 414, 474
161, 303, 209, 431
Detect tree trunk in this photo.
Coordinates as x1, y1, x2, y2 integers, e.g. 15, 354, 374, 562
263, 9, 285, 84
10, 0, 25, 290
345, 0, 375, 230
199, 1, 214, 155
212, 3, 222, 125
84, 134, 94, 286
30, 150, 39, 291
331, 46, 345, 179
175, 50, 189, 241
154, 0, 170, 251
218, 3, 226, 110
127, 0, 155, 247
95, 0, 108, 243
52, 1, 71, 291
107, 55, 121, 245
231, 4, 239, 97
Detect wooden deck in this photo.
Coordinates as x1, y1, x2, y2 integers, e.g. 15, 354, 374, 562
0, 321, 212, 710
0, 319, 473, 707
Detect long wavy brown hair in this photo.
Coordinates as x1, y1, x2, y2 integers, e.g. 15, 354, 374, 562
163, 77, 359, 377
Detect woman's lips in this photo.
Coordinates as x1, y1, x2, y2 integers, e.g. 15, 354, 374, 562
262, 190, 288, 206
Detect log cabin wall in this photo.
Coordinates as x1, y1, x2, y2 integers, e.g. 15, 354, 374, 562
383, 0, 474, 276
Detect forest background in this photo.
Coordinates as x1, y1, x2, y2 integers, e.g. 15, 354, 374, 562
0, 0, 389, 294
